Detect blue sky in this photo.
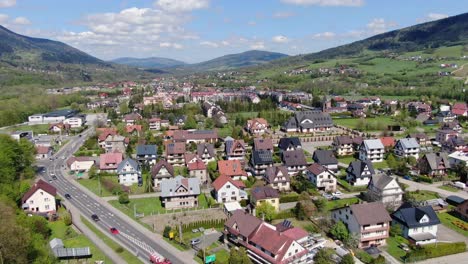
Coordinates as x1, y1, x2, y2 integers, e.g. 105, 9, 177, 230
0, 0, 466, 62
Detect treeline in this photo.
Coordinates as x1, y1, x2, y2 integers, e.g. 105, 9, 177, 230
0, 93, 89, 127
217, 98, 277, 113
0, 134, 56, 263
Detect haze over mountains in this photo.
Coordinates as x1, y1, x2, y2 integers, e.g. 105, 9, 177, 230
110, 57, 186, 69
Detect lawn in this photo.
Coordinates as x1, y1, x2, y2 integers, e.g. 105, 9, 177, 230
48, 218, 108, 263
438, 185, 460, 193
81, 216, 143, 264
337, 156, 356, 165
337, 177, 368, 193
408, 190, 440, 202
333, 116, 396, 131
385, 235, 410, 261
109, 194, 210, 219
325, 197, 360, 211
77, 177, 114, 197
373, 160, 390, 170
1, 123, 50, 134
438, 212, 468, 237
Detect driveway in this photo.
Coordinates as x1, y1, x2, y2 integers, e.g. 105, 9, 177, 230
399, 178, 468, 199
437, 224, 468, 244
192, 231, 222, 251
302, 141, 333, 155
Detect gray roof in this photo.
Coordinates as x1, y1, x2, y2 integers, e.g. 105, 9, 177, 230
254, 138, 274, 151
160, 175, 200, 197
278, 137, 302, 151
422, 152, 451, 170
251, 150, 273, 165
151, 160, 175, 179
347, 202, 392, 226
346, 160, 375, 179
197, 143, 215, 158
225, 210, 263, 238
397, 138, 420, 149
117, 158, 139, 174
283, 111, 333, 130
334, 136, 353, 145
392, 206, 440, 228
362, 139, 384, 151
312, 150, 338, 165
264, 166, 290, 183
251, 186, 279, 200
369, 173, 398, 191
136, 144, 157, 156
282, 149, 307, 166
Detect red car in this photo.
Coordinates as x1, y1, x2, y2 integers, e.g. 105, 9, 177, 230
110, 227, 119, 234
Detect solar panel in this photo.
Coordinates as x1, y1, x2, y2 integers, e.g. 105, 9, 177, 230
282, 220, 292, 227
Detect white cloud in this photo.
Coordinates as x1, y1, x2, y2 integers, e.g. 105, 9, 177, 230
366, 18, 397, 34
155, 0, 209, 13
273, 11, 296, 18
0, 0, 16, 8
281, 0, 364, 7
272, 35, 289, 43
250, 41, 266, 50
312, 31, 336, 39
200, 41, 219, 48
417, 13, 449, 23
0, 13, 8, 23
221, 40, 230, 46
12, 17, 31, 25
160, 42, 183, 49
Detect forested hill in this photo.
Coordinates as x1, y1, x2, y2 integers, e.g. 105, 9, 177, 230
110, 57, 186, 69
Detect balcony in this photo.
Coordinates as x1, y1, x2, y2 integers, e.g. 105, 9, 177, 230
362, 225, 387, 232
360, 234, 388, 242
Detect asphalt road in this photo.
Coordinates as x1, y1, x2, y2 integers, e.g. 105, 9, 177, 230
37, 128, 191, 264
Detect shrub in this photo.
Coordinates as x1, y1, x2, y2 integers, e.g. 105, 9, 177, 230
405, 242, 466, 262
415, 175, 433, 183
355, 250, 374, 264
274, 209, 294, 220
63, 212, 72, 226
115, 247, 124, 253
279, 193, 299, 203
163, 226, 172, 238
118, 192, 130, 204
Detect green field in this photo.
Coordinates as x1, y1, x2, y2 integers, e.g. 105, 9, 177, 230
333, 116, 396, 131
438, 185, 460, 192
385, 235, 410, 261
77, 177, 114, 197
0, 123, 50, 134
325, 197, 360, 211
109, 194, 210, 219
438, 212, 468, 237
407, 190, 440, 202
81, 216, 143, 264
337, 156, 356, 165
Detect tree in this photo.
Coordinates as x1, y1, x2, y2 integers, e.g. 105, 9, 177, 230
205, 118, 215, 129
390, 224, 402, 237
88, 166, 97, 179
313, 198, 327, 213
330, 221, 349, 241
255, 202, 276, 222
184, 115, 197, 129
229, 248, 251, 264
340, 253, 355, 264
294, 201, 307, 220
313, 248, 335, 264
163, 226, 172, 238
118, 192, 130, 204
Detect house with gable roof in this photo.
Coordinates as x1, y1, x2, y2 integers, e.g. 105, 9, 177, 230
366, 174, 403, 210
394, 138, 420, 159
278, 137, 302, 155
332, 135, 354, 156
151, 160, 174, 190
306, 163, 336, 192
212, 175, 247, 203
218, 160, 248, 180
312, 150, 338, 172
418, 152, 451, 177
250, 150, 274, 177
99, 152, 123, 172
282, 149, 308, 175
165, 142, 186, 166
117, 158, 141, 186
197, 143, 216, 164
160, 176, 200, 209
187, 158, 208, 184
264, 166, 291, 191
359, 139, 385, 163
136, 144, 158, 165
281, 111, 333, 133
67, 156, 95, 173
392, 205, 440, 245
246, 118, 269, 135
251, 186, 280, 212
253, 138, 274, 153
346, 160, 375, 186
452, 102, 468, 117
225, 138, 246, 161
22, 179, 57, 214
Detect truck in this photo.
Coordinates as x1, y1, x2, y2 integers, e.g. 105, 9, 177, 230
150, 253, 171, 264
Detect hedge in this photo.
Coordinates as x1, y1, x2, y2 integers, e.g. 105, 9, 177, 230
405, 242, 466, 262
181, 218, 226, 233
415, 175, 433, 184
273, 209, 294, 220
279, 193, 299, 203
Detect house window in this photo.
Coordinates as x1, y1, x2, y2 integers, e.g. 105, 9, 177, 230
44, 198, 49, 202
45, 205, 49, 210
227, 185, 231, 189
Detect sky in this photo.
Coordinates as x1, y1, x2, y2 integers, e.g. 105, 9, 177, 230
0, 0, 466, 63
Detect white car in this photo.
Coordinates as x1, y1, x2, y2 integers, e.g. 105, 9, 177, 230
332, 191, 343, 197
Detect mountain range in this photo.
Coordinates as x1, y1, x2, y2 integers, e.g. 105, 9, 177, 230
110, 57, 186, 69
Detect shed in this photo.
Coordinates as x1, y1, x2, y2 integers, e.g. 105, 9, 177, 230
446, 195, 465, 206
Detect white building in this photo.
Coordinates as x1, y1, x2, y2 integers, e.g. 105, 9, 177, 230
63, 117, 84, 128
394, 138, 420, 159
306, 163, 337, 192
67, 157, 95, 173
212, 175, 247, 203
366, 174, 403, 210
392, 206, 440, 245
346, 160, 375, 186
359, 139, 385, 163
22, 180, 57, 214
117, 158, 141, 186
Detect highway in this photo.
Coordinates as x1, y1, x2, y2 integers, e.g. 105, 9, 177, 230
37, 128, 192, 264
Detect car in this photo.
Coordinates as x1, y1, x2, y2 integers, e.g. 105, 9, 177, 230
403, 175, 412, 180
78, 134, 82, 137
52, 175, 57, 180
190, 238, 201, 245
64, 193, 71, 199
332, 191, 343, 197
331, 196, 341, 201
399, 243, 410, 252
91, 214, 99, 221
110, 227, 119, 234
322, 193, 333, 200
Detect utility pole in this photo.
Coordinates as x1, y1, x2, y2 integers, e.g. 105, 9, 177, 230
98, 173, 102, 196
134, 203, 137, 218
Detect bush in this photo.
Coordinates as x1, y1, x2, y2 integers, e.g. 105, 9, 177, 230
115, 247, 124, 253
163, 226, 172, 238
405, 242, 466, 262
355, 250, 374, 264
415, 175, 433, 183
274, 209, 294, 220
372, 255, 386, 264
118, 192, 130, 204
63, 212, 72, 226
279, 193, 299, 203
240, 199, 249, 207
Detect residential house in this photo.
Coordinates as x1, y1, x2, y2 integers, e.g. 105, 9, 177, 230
172, 130, 218, 144
455, 199, 468, 221
196, 143, 216, 164
99, 152, 123, 172
408, 133, 430, 147
223, 210, 309, 264
49, 123, 71, 134
436, 129, 458, 144
63, 116, 84, 128
452, 102, 468, 117
448, 150, 468, 168
103, 134, 127, 153
253, 138, 274, 153
218, 160, 248, 180
331, 202, 392, 248
246, 118, 269, 135
418, 152, 451, 177
151, 160, 175, 190
312, 150, 338, 172
122, 112, 142, 125
136, 145, 158, 165
66, 156, 95, 173
394, 138, 420, 159
225, 138, 246, 161
379, 137, 396, 150
21, 179, 57, 214
392, 206, 440, 245
126, 125, 142, 136
187, 158, 208, 184
212, 175, 247, 203
36, 145, 53, 160
306, 163, 337, 192
264, 166, 291, 192
202, 101, 227, 125
366, 174, 403, 210
117, 158, 141, 186
149, 118, 169, 130
352, 137, 364, 151
278, 137, 302, 154
359, 139, 385, 163
250, 186, 280, 212
436, 111, 457, 124
443, 136, 466, 153
160, 176, 200, 209
165, 142, 186, 166
346, 160, 375, 186
97, 128, 117, 148
332, 136, 354, 156
281, 111, 333, 133
250, 150, 274, 177
282, 149, 308, 175
174, 115, 186, 127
